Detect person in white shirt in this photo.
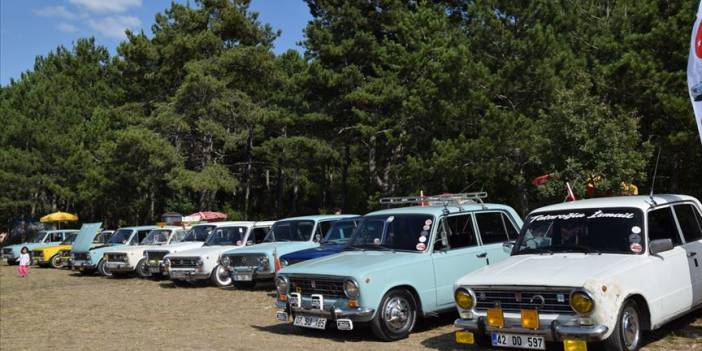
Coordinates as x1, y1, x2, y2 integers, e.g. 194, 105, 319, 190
16, 246, 30, 277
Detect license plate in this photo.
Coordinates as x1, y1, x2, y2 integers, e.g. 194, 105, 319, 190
276, 311, 288, 321
293, 315, 327, 330
171, 271, 188, 278
234, 273, 252, 281
492, 333, 545, 350
149, 267, 161, 273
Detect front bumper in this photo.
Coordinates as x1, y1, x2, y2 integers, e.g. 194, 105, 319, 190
147, 262, 167, 275
104, 261, 134, 272
72, 260, 96, 270
454, 316, 609, 342
229, 267, 275, 282
169, 269, 210, 281
276, 297, 375, 323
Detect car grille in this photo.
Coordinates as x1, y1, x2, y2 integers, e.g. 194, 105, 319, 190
146, 251, 168, 262
3, 248, 12, 255
73, 252, 89, 260
289, 277, 345, 299
32, 250, 43, 258
170, 257, 199, 268
230, 254, 265, 268
106, 253, 127, 262
59, 250, 71, 256
473, 287, 575, 314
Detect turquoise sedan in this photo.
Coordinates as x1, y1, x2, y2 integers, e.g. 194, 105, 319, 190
274, 193, 523, 341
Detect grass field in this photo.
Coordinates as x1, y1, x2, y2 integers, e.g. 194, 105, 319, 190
0, 264, 700, 350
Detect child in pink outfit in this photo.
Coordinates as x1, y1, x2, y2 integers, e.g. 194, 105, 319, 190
16, 246, 30, 277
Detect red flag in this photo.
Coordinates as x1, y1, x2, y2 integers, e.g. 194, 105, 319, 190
566, 182, 577, 202
531, 174, 551, 187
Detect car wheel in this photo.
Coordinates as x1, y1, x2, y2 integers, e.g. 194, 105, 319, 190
603, 299, 642, 351
135, 258, 150, 278
97, 259, 112, 277
50, 254, 64, 269
370, 288, 418, 341
210, 265, 232, 287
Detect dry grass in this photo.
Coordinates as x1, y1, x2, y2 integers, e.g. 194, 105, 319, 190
0, 264, 700, 351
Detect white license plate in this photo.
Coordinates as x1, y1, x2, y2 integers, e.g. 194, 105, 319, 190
492, 333, 545, 350
234, 273, 252, 281
171, 271, 189, 278
276, 311, 288, 321
293, 315, 327, 330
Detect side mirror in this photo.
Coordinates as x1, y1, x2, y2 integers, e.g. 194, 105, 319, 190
314, 234, 321, 243
502, 240, 516, 254
649, 239, 674, 255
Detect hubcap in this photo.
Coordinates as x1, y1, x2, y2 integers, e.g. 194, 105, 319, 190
383, 296, 411, 332
621, 306, 640, 348
216, 266, 231, 285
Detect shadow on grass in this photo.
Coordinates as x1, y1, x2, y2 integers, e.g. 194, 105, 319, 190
251, 322, 379, 344
643, 308, 702, 345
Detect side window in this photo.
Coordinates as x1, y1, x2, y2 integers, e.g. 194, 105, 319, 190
137, 230, 151, 243
50, 232, 63, 241
316, 221, 333, 241
648, 207, 682, 245
674, 204, 702, 242
476, 212, 513, 244
445, 214, 478, 249
250, 227, 269, 244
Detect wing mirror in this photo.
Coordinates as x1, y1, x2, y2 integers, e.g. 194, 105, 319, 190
502, 240, 516, 254
649, 239, 674, 255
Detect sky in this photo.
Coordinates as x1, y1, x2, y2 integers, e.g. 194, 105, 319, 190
0, 0, 312, 86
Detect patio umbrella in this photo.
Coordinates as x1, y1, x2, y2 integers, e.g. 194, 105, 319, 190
40, 211, 79, 223
188, 211, 227, 222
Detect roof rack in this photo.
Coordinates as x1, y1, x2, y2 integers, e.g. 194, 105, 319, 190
379, 192, 488, 207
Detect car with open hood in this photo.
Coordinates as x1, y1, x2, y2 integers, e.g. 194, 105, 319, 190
164, 221, 275, 287
71, 225, 157, 275
279, 217, 360, 267
101, 226, 188, 277
273, 193, 522, 341
221, 214, 358, 289
143, 223, 217, 278
2, 230, 78, 265
453, 194, 702, 351
56, 230, 113, 267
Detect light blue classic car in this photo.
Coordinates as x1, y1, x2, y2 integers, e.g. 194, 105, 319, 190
220, 214, 358, 288
2, 229, 78, 264
71, 225, 157, 275
273, 193, 523, 341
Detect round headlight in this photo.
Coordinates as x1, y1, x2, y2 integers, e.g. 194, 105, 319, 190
220, 256, 230, 267
343, 280, 360, 298
196, 258, 204, 266
570, 291, 594, 314
276, 276, 289, 294
163, 258, 170, 266
455, 288, 475, 309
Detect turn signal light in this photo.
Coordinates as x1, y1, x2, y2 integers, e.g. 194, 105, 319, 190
486, 307, 504, 328
347, 299, 359, 308
278, 294, 288, 302
520, 309, 540, 329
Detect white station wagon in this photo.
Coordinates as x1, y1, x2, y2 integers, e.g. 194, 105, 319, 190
453, 194, 702, 351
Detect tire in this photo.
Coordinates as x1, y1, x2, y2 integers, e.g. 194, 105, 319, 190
97, 259, 112, 277
233, 281, 256, 289
370, 288, 418, 341
135, 258, 150, 278
210, 265, 232, 287
603, 299, 643, 351
50, 254, 63, 269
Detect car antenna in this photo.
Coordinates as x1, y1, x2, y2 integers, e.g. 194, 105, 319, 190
648, 148, 661, 206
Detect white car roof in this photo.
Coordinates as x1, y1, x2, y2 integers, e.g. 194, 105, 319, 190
532, 194, 700, 214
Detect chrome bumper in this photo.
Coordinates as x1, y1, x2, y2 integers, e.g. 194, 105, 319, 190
454, 317, 609, 342
169, 269, 209, 280
72, 260, 96, 269
277, 299, 375, 322
228, 267, 275, 281
105, 262, 133, 272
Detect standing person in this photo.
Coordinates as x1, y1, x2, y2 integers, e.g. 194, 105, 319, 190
16, 246, 30, 278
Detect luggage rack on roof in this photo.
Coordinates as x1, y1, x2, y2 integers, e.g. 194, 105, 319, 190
379, 192, 488, 208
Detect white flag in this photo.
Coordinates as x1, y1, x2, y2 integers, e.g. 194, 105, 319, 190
687, 1, 702, 144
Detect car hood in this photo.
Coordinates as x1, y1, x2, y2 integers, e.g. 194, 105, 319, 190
166, 245, 239, 258
102, 245, 159, 255
225, 241, 317, 257
89, 244, 127, 256
71, 222, 103, 252
281, 244, 346, 261
455, 254, 640, 288
34, 244, 71, 252
279, 250, 419, 277
147, 242, 204, 253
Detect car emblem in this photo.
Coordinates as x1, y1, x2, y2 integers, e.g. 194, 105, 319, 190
514, 292, 522, 302
530, 295, 546, 308
311, 280, 316, 289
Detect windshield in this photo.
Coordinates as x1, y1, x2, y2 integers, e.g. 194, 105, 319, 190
60, 233, 78, 245
322, 220, 358, 244
514, 207, 645, 255
141, 229, 171, 245
107, 229, 134, 244
30, 231, 47, 243
183, 225, 215, 242
169, 230, 188, 244
205, 226, 248, 246
93, 231, 112, 244
264, 221, 315, 242
348, 214, 434, 252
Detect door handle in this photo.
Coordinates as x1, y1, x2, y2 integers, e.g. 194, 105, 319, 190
476, 252, 487, 258
688, 252, 697, 258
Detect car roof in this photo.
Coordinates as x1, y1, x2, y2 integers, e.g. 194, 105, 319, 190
366, 203, 517, 217
117, 225, 159, 231
43, 229, 79, 233
531, 194, 700, 214
277, 214, 359, 222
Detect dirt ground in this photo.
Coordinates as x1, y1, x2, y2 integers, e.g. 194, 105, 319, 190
0, 265, 700, 351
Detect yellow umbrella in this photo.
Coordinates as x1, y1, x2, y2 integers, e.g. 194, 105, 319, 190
40, 212, 79, 223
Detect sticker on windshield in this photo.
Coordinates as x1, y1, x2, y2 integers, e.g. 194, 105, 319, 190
373, 238, 381, 245
420, 230, 429, 236
425, 219, 432, 225
530, 210, 635, 223
387, 216, 395, 223
631, 226, 641, 234
418, 236, 426, 243
416, 243, 426, 251
630, 243, 642, 253
423, 224, 430, 231
628, 234, 641, 244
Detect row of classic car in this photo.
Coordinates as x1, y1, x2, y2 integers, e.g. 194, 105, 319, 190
2, 192, 701, 351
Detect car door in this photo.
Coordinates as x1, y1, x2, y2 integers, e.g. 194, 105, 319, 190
474, 211, 520, 265
431, 212, 487, 309
672, 203, 702, 306
647, 206, 692, 318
